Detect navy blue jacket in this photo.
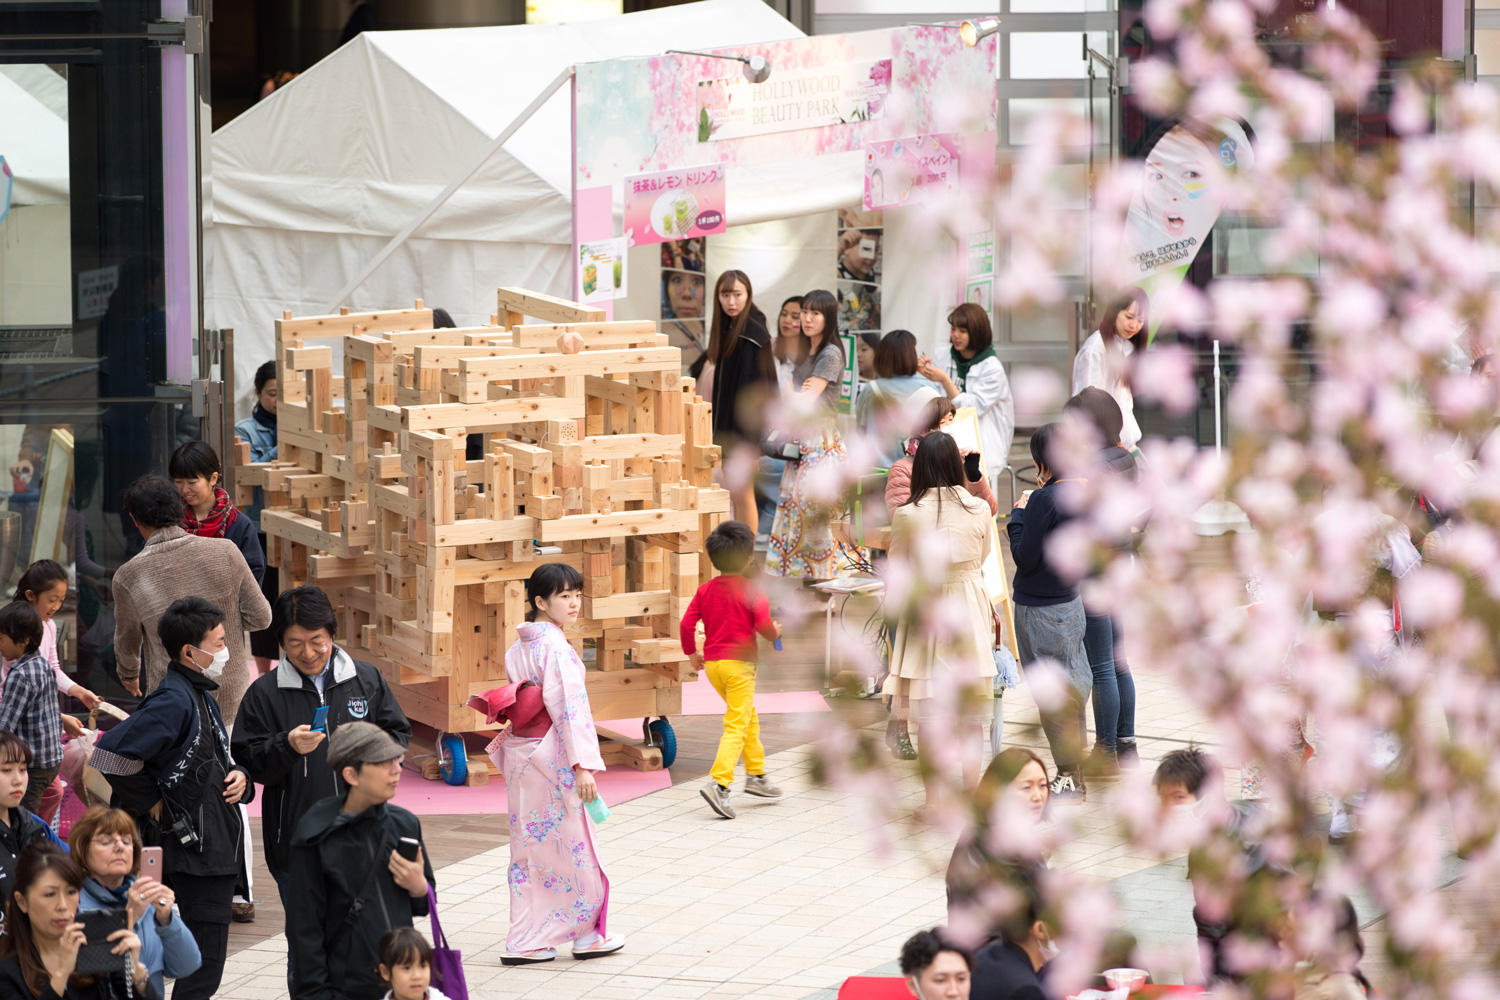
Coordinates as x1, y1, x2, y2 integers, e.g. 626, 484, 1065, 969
1006, 479, 1077, 606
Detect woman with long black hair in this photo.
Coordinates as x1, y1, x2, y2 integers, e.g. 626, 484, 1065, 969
703, 270, 777, 535
767, 289, 848, 581
887, 432, 997, 809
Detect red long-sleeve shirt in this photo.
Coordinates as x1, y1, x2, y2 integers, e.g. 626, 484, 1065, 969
679, 574, 777, 662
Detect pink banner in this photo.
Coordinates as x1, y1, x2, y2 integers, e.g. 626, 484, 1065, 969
863, 133, 959, 210
623, 166, 727, 247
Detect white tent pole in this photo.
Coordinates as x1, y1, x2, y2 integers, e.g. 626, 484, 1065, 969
324, 65, 576, 313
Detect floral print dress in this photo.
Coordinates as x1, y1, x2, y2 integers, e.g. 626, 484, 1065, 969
488, 621, 610, 951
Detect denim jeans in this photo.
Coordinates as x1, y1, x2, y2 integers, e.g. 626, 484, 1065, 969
755, 455, 786, 546
1083, 612, 1136, 750
1014, 597, 1091, 773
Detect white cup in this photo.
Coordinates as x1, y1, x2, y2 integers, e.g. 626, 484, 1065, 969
1103, 968, 1148, 992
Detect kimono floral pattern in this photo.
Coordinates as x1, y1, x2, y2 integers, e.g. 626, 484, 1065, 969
490, 621, 611, 952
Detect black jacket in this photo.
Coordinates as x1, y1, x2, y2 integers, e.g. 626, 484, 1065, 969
287, 795, 434, 1000
91, 663, 253, 882
231, 648, 411, 874
971, 939, 1048, 1000
220, 512, 267, 586
707, 306, 777, 446
0, 953, 161, 1000
0, 808, 57, 934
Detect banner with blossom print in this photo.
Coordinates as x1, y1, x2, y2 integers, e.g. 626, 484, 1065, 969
697, 59, 892, 143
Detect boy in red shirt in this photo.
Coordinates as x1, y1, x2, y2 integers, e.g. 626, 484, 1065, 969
680, 521, 782, 819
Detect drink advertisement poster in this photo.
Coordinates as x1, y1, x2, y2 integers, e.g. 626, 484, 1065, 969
577, 237, 628, 305
624, 166, 727, 247
863, 133, 959, 210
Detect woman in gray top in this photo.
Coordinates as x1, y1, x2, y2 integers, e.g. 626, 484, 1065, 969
767, 289, 848, 580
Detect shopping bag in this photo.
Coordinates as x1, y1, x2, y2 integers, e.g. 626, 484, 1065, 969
427, 886, 469, 1000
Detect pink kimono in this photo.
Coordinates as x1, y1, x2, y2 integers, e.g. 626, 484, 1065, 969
488, 621, 610, 952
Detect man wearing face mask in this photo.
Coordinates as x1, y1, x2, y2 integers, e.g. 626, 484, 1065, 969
90, 597, 254, 1000
970, 873, 1055, 1000
899, 928, 974, 1000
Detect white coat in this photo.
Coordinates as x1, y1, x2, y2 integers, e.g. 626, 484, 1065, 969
1071, 330, 1141, 449
944, 353, 1016, 476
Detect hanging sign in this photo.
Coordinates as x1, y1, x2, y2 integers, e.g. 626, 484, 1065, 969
577, 237, 628, 304
863, 133, 959, 210
697, 58, 892, 143
1122, 118, 1253, 335
624, 165, 726, 247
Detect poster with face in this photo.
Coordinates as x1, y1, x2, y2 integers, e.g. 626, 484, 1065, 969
837, 280, 880, 332
1122, 118, 1253, 335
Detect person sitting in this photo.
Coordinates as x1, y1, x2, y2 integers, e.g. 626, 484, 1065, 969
70, 806, 200, 998
1286, 895, 1372, 1000
885, 392, 996, 515
0, 842, 156, 999
946, 748, 1051, 924
899, 927, 973, 1000
970, 868, 1053, 1000
858, 330, 943, 470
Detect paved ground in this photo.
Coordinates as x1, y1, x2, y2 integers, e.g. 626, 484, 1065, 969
217, 582, 1465, 998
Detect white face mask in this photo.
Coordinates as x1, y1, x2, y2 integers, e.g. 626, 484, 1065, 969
908, 979, 926, 1000
1038, 930, 1060, 963
194, 645, 230, 681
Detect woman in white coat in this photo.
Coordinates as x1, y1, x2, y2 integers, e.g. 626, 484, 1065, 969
918, 304, 1015, 484
1072, 287, 1149, 451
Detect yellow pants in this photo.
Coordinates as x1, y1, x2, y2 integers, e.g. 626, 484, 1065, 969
705, 659, 764, 787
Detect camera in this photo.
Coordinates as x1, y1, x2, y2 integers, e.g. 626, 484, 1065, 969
167, 811, 202, 852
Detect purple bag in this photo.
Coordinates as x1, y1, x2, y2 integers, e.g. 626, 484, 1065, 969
427, 886, 469, 1000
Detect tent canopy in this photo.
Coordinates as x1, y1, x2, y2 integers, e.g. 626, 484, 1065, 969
208, 0, 810, 411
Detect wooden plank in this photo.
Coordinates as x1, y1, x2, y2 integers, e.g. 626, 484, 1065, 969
497, 287, 604, 324
579, 433, 685, 462
536, 508, 699, 543
510, 320, 660, 348
582, 590, 669, 619
369, 395, 585, 432
459, 347, 678, 384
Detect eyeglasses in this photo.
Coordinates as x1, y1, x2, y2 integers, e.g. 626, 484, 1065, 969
91, 835, 134, 849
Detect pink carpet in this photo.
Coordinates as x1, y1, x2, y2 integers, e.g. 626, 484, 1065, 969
246, 764, 671, 818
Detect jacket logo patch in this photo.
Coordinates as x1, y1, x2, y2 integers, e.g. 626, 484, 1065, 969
347, 697, 369, 720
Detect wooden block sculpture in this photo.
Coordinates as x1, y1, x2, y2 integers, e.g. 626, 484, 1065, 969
237, 289, 729, 778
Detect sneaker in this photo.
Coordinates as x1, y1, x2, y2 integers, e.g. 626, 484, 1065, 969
1117, 740, 1140, 769
1049, 771, 1086, 802
744, 774, 783, 799
700, 780, 736, 819
231, 901, 255, 923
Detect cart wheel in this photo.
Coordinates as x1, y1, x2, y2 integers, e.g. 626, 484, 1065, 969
439, 733, 468, 786
648, 718, 677, 769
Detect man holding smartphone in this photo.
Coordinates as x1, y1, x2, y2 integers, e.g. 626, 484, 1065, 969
285, 721, 434, 1000
90, 597, 254, 1000
231, 585, 410, 908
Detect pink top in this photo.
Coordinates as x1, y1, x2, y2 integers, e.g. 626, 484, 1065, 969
0, 619, 73, 697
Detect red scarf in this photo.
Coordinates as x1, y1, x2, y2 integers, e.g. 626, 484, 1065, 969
182, 486, 239, 538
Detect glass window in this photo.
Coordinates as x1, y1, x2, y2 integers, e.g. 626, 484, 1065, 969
1009, 31, 1110, 80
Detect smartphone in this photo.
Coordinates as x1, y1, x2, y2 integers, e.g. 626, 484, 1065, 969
397, 836, 421, 862
140, 845, 163, 881
310, 705, 329, 732
76, 908, 128, 975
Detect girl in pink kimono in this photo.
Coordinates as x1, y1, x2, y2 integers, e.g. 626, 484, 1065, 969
489, 562, 624, 965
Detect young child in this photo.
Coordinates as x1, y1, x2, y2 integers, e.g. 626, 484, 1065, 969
6, 560, 100, 722
0, 601, 60, 814
679, 521, 783, 819
377, 926, 453, 1000
1154, 748, 1275, 986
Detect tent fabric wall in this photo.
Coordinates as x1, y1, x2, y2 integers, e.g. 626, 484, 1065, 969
206, 0, 806, 419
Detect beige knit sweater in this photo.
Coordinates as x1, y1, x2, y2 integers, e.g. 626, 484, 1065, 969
112, 526, 272, 724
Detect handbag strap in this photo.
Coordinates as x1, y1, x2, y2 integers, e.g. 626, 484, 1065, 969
343, 823, 391, 928
426, 884, 450, 948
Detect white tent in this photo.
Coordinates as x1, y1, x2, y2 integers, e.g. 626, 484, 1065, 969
0, 69, 72, 325
206, 0, 811, 414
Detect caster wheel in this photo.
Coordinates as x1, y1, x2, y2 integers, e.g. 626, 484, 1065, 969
438, 733, 468, 786
648, 718, 677, 769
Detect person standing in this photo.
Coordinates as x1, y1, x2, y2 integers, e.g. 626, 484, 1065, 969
111, 475, 271, 708
918, 304, 1016, 486
887, 433, 998, 810
703, 270, 777, 536
1071, 288, 1149, 451
767, 289, 848, 581
88, 597, 253, 1000
487, 563, 621, 965
234, 359, 281, 678
0, 731, 57, 924
1007, 425, 1092, 802
0, 602, 62, 814
286, 722, 434, 1000
857, 330, 942, 470
232, 585, 410, 905
755, 297, 806, 543
169, 440, 265, 587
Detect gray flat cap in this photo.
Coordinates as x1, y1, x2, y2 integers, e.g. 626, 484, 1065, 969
327, 720, 405, 772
